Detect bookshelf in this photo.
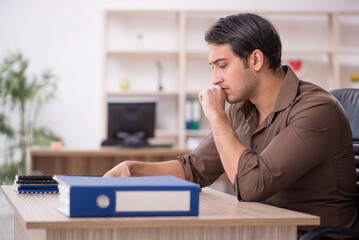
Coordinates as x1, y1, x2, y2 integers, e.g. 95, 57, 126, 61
102, 10, 359, 148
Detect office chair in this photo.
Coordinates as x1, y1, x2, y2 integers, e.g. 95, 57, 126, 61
299, 88, 359, 240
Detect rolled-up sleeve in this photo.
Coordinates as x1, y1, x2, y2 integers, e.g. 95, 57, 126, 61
233, 100, 344, 201
177, 132, 225, 187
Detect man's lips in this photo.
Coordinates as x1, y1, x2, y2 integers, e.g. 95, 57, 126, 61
217, 84, 229, 94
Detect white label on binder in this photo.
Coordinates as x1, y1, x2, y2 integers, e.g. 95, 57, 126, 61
115, 191, 191, 212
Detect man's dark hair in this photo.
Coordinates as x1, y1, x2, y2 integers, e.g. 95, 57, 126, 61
205, 13, 282, 70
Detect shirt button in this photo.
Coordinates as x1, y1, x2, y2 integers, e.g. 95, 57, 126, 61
251, 144, 257, 150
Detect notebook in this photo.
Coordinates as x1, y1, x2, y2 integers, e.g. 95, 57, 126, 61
13, 175, 58, 194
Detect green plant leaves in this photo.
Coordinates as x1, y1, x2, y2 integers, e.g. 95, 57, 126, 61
0, 52, 62, 183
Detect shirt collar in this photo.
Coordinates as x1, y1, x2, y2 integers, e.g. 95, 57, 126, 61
239, 65, 300, 126
273, 65, 300, 112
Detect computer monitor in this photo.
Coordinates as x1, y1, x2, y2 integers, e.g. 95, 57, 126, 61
102, 99, 156, 148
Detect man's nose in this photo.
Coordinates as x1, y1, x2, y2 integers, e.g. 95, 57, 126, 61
212, 70, 223, 86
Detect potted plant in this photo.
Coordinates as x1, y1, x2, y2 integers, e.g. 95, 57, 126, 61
0, 52, 62, 184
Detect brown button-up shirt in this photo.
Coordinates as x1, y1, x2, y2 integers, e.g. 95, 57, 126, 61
178, 66, 358, 231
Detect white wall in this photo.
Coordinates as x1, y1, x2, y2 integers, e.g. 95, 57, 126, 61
0, 0, 359, 150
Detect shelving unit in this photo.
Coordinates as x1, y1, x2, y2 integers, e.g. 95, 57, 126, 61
102, 10, 359, 148
337, 14, 359, 89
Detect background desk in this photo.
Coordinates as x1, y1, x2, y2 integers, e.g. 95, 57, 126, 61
0, 186, 319, 240
26, 147, 191, 175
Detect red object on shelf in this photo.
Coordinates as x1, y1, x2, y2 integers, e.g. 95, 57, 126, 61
289, 60, 302, 72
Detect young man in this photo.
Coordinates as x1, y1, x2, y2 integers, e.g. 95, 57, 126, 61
104, 13, 358, 234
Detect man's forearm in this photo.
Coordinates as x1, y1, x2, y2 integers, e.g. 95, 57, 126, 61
209, 115, 247, 183
199, 86, 247, 183
128, 160, 186, 179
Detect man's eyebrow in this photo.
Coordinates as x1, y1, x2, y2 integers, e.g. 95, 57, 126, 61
209, 58, 227, 65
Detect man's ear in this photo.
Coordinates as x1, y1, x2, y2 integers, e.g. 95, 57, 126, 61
251, 49, 264, 71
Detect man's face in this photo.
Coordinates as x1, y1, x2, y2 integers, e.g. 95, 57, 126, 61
208, 44, 257, 104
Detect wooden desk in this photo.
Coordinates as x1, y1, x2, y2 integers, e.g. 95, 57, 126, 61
26, 147, 190, 175
1, 186, 319, 240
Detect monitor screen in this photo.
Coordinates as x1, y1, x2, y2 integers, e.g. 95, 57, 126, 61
106, 99, 156, 144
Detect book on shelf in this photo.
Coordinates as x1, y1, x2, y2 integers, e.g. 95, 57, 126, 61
53, 175, 200, 217
186, 99, 201, 130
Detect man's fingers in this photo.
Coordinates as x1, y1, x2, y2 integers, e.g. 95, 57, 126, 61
199, 90, 205, 103
120, 168, 131, 177
103, 162, 131, 178
103, 171, 115, 177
